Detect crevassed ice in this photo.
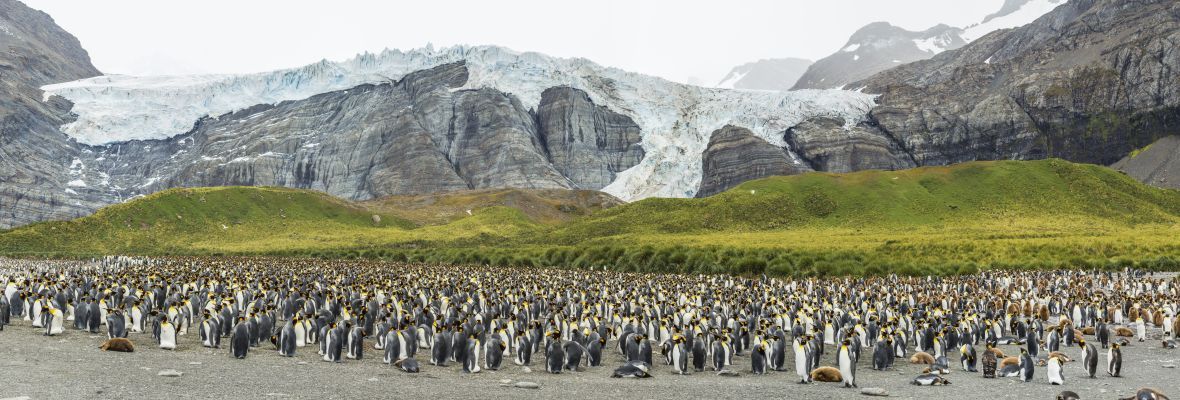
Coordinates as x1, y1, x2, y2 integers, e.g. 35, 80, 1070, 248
42, 45, 876, 200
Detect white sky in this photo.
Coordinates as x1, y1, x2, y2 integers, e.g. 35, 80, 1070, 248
25, 0, 1003, 84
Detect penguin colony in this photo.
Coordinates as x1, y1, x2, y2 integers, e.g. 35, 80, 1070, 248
0, 256, 1176, 396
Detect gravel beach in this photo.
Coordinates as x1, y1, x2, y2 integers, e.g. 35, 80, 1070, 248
0, 322, 1176, 400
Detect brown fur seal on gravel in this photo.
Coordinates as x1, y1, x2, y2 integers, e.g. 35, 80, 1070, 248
909, 351, 935, 364
100, 338, 135, 352
810, 366, 842, 382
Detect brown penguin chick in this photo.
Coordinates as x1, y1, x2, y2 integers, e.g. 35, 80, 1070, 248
1082, 326, 1096, 335
1058, 319, 1073, 329
909, 351, 935, 364
810, 366, 843, 382
1115, 327, 1135, 337
986, 347, 1006, 359
1154, 311, 1165, 328
1074, 328, 1086, 339
1048, 351, 1071, 362
999, 356, 1020, 369
1038, 305, 1050, 321
100, 338, 135, 352
1173, 317, 1180, 337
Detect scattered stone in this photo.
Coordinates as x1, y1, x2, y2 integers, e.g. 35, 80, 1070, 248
861, 387, 889, 396
514, 381, 541, 389
188, 362, 202, 365
157, 369, 183, 377
499, 379, 513, 385
520, 366, 532, 373
264, 393, 289, 397
368, 377, 379, 382
1164, 364, 1176, 368
297, 361, 308, 365
716, 369, 740, 377
1, 396, 32, 400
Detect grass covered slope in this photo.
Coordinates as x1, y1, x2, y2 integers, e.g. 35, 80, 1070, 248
3, 159, 1180, 275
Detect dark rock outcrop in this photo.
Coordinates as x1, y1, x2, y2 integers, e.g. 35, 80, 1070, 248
785, 117, 916, 173
853, 0, 1180, 169
536, 87, 644, 189
696, 126, 806, 198
1111, 136, 1180, 189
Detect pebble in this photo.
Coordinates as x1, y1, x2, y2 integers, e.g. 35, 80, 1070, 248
188, 362, 202, 365
861, 387, 889, 396
514, 381, 541, 389
1, 397, 32, 400
368, 377, 379, 382
520, 366, 532, 373
1164, 365, 1176, 368
499, 379, 513, 385
716, 370, 740, 377
157, 369, 183, 377
297, 361, 308, 365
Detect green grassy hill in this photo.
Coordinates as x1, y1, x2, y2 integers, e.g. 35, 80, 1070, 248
4, 159, 1179, 275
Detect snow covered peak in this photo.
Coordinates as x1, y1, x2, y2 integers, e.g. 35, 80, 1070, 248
961, 0, 1066, 42
42, 44, 875, 201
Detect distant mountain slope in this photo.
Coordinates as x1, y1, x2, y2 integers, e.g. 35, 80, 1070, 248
0, 0, 103, 229
1112, 136, 1180, 190
715, 58, 812, 91
854, 0, 1180, 168
791, 23, 966, 90
791, 0, 1064, 90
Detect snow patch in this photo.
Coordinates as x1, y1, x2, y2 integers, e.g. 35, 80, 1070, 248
841, 44, 860, 52
853, 54, 860, 61
913, 36, 952, 55
67, 179, 87, 188
961, 0, 1064, 42
715, 70, 748, 89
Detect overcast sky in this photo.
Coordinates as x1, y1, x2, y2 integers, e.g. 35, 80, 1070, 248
26, 0, 1004, 84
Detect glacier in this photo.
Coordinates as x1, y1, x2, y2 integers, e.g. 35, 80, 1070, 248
42, 45, 876, 201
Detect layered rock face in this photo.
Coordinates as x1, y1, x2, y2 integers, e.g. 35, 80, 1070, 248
855, 0, 1180, 168
536, 87, 644, 189
785, 118, 916, 173
0, 0, 104, 228
696, 126, 806, 198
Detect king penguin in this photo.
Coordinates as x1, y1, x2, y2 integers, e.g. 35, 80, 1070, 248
1107, 342, 1122, 377
231, 317, 250, 359
464, 334, 482, 373
795, 336, 812, 383
158, 316, 177, 350
278, 318, 297, 357
1019, 347, 1035, 382
839, 339, 857, 388
1080, 339, 1098, 378
1047, 355, 1065, 385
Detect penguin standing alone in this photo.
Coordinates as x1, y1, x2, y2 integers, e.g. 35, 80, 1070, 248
795, 336, 812, 383
1107, 343, 1122, 377
1019, 348, 1035, 382
1080, 339, 1098, 378
1047, 355, 1065, 385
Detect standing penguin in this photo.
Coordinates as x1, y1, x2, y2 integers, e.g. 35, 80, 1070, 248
44, 306, 64, 336
750, 340, 767, 375
200, 313, 220, 348
1019, 348, 1035, 382
1080, 339, 1098, 378
563, 340, 585, 371
346, 325, 365, 360
545, 332, 565, 374
587, 335, 605, 367
692, 336, 708, 372
960, 343, 977, 372
514, 333, 532, 366
106, 311, 127, 339
1136, 317, 1147, 342
158, 316, 177, 350
873, 339, 892, 370
485, 336, 505, 371
278, 319, 297, 357
464, 335, 482, 373
1107, 343, 1122, 377
323, 323, 344, 363
231, 317, 250, 359
1097, 320, 1110, 349
795, 337, 812, 383
670, 335, 689, 375
86, 301, 102, 334
839, 339, 857, 388
431, 328, 450, 366
1047, 355, 1065, 385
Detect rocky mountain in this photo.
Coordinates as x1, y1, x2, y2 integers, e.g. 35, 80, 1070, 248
0, 0, 103, 228
791, 0, 1065, 90
791, 23, 967, 90
696, 125, 802, 198
715, 58, 812, 91
853, 0, 1180, 169
1, 0, 876, 228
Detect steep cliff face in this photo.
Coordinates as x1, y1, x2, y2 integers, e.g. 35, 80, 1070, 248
855, 0, 1180, 168
1112, 136, 1180, 190
696, 126, 806, 198
536, 87, 644, 189
0, 0, 104, 228
785, 117, 916, 173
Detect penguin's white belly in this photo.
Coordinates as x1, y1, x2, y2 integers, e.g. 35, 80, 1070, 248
294, 325, 306, 347
160, 329, 177, 349
48, 313, 63, 335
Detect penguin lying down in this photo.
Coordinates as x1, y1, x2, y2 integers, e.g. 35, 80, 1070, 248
393, 358, 420, 373
611, 361, 652, 378
911, 373, 951, 386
